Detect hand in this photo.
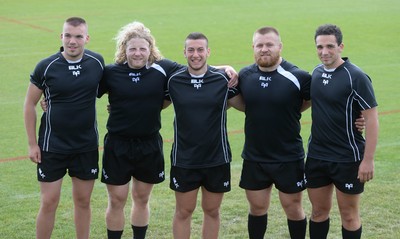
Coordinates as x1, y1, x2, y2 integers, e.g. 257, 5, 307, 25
224, 66, 238, 88
40, 97, 48, 112
358, 159, 374, 183
355, 114, 365, 133
28, 144, 41, 164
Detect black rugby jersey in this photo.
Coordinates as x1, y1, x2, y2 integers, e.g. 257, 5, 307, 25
166, 66, 239, 168
30, 49, 105, 153
98, 59, 182, 138
307, 58, 378, 162
239, 60, 311, 163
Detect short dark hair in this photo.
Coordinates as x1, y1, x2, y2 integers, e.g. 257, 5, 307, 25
315, 24, 343, 45
185, 32, 208, 47
65, 17, 87, 27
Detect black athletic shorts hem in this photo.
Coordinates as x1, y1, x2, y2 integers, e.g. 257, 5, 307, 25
305, 157, 364, 194
239, 160, 305, 193
169, 164, 231, 193
37, 150, 99, 182
101, 133, 165, 185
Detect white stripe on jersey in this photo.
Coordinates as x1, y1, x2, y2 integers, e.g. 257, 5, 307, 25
344, 66, 373, 110
343, 66, 362, 161
151, 63, 167, 77
277, 65, 301, 90
85, 53, 104, 70
42, 59, 59, 151
210, 70, 230, 164
43, 86, 52, 151
43, 58, 59, 87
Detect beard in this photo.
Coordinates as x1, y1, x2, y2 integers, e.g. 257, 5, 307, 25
127, 58, 147, 69
255, 53, 280, 68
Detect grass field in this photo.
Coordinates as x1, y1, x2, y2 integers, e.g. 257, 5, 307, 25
1, 0, 399, 238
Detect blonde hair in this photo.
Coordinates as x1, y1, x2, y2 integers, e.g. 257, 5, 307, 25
114, 21, 163, 64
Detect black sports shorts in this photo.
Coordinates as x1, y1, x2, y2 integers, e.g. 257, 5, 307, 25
38, 149, 99, 182
239, 159, 305, 193
169, 163, 231, 193
101, 133, 165, 185
305, 157, 364, 194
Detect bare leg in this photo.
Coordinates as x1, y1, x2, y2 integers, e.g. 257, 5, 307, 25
246, 187, 272, 216
336, 189, 361, 230
173, 189, 198, 239
279, 191, 305, 220
245, 187, 272, 239
307, 185, 334, 239
201, 187, 224, 239
131, 178, 153, 238
36, 179, 63, 239
307, 185, 333, 222
105, 183, 130, 231
279, 191, 306, 239
131, 178, 153, 226
72, 177, 95, 239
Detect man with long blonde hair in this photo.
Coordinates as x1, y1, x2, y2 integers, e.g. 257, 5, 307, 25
98, 21, 182, 239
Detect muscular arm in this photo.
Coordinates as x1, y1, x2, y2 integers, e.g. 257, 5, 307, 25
358, 107, 379, 183
213, 65, 238, 87
23, 83, 43, 163
227, 94, 245, 112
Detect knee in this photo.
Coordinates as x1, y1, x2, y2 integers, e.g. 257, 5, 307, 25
202, 205, 220, 219
175, 206, 196, 220
249, 201, 269, 216
282, 204, 305, 220
108, 194, 127, 210
132, 191, 150, 206
74, 196, 91, 209
311, 208, 330, 222
340, 211, 361, 228
310, 201, 332, 221
280, 196, 304, 219
342, 217, 361, 229
41, 196, 60, 212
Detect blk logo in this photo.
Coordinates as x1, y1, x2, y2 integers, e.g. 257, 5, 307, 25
91, 168, 97, 174
259, 76, 271, 88
322, 73, 332, 79
191, 79, 203, 89
68, 65, 82, 77
321, 73, 332, 85
69, 65, 82, 77
129, 72, 141, 83
223, 181, 230, 187
259, 76, 272, 82
69, 65, 82, 70
72, 71, 80, 77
